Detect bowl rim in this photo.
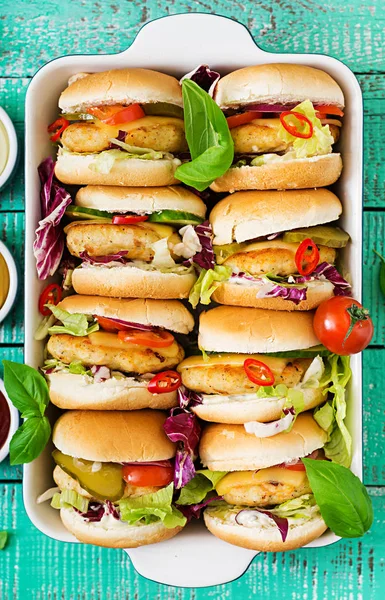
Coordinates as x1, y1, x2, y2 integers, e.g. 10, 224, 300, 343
0, 239, 18, 324
0, 377, 19, 464
0, 106, 18, 190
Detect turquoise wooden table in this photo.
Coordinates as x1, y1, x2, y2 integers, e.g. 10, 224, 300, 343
0, 2, 385, 597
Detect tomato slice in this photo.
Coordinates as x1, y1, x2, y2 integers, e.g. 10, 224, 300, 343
117, 329, 174, 348
283, 462, 306, 471
112, 215, 149, 225
38, 284, 62, 316
226, 111, 263, 129
122, 464, 174, 487
280, 111, 313, 139
295, 238, 320, 276
148, 370, 182, 394
95, 316, 131, 332
86, 103, 145, 125
243, 359, 275, 386
47, 117, 70, 142
314, 105, 344, 117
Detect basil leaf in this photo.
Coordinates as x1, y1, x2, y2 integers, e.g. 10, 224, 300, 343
9, 416, 51, 466
3, 360, 49, 418
0, 532, 8, 550
373, 249, 385, 297
175, 80, 234, 191
303, 459, 373, 538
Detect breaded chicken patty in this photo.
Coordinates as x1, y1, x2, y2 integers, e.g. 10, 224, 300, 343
223, 241, 336, 277
216, 469, 312, 507
47, 333, 184, 374
231, 118, 340, 154
53, 466, 158, 499
61, 116, 188, 154
179, 358, 310, 395
65, 222, 181, 262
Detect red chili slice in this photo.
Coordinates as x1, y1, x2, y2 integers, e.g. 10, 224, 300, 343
280, 111, 313, 139
295, 238, 320, 276
112, 215, 149, 225
38, 283, 62, 316
47, 118, 70, 142
243, 359, 275, 386
148, 371, 182, 394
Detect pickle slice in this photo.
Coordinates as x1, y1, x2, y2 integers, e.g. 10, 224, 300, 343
214, 242, 248, 264
143, 102, 184, 119
53, 450, 125, 501
65, 206, 113, 223
283, 226, 350, 248
148, 210, 203, 226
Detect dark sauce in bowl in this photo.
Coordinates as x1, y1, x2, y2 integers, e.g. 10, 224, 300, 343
0, 391, 10, 449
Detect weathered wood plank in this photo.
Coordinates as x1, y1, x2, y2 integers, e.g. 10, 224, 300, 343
1, 3, 385, 77
0, 212, 24, 344
0, 347, 23, 481
0, 482, 383, 599
364, 212, 385, 346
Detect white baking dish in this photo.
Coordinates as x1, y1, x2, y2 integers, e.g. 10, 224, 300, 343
24, 13, 363, 587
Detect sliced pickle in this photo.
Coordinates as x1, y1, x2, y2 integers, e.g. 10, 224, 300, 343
214, 242, 248, 264
148, 210, 203, 226
143, 102, 184, 119
65, 206, 112, 222
53, 450, 125, 501
283, 226, 350, 248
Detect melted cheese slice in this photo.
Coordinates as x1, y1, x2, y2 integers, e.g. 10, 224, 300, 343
216, 467, 308, 495
88, 331, 178, 357
178, 353, 289, 372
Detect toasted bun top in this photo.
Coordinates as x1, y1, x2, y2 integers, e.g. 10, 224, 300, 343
214, 64, 344, 109
210, 189, 342, 245
75, 185, 206, 218
198, 306, 319, 353
53, 410, 176, 462
200, 413, 327, 470
59, 69, 183, 113
57, 296, 194, 334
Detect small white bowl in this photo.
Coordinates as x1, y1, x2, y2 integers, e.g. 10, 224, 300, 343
0, 106, 18, 191
0, 378, 19, 464
0, 239, 18, 324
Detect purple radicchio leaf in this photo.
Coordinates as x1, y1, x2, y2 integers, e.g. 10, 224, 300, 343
265, 284, 308, 305
96, 316, 157, 331
180, 65, 220, 97
105, 500, 120, 519
174, 450, 196, 489
77, 501, 106, 522
235, 508, 289, 542
33, 158, 72, 279
90, 365, 111, 383
183, 221, 215, 270
177, 385, 202, 409
163, 408, 201, 489
109, 130, 127, 149
79, 250, 129, 264
312, 262, 352, 296
177, 495, 223, 522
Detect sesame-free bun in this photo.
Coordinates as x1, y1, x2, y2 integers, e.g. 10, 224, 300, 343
198, 306, 319, 353
203, 508, 327, 552
210, 189, 342, 245
75, 185, 206, 219
192, 387, 324, 425
199, 413, 327, 472
53, 410, 176, 462
47, 372, 178, 411
60, 507, 182, 548
71, 266, 196, 299
59, 68, 183, 114
56, 296, 194, 334
214, 64, 344, 109
210, 154, 342, 193
211, 279, 334, 311
55, 151, 179, 187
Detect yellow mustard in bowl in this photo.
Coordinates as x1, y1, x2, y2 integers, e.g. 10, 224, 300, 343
0, 252, 10, 309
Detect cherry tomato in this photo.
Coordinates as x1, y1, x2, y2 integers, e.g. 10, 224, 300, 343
47, 118, 70, 142
313, 105, 344, 117
314, 297, 374, 355
112, 215, 148, 225
86, 103, 145, 125
117, 329, 175, 348
122, 464, 174, 487
226, 111, 263, 129
148, 371, 182, 394
295, 238, 320, 276
38, 283, 62, 316
243, 359, 275, 386
280, 111, 313, 139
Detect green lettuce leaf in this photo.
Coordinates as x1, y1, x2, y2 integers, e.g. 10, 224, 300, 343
278, 100, 334, 158
47, 305, 99, 337
271, 494, 318, 520
314, 354, 352, 467
178, 470, 227, 505
88, 148, 166, 175
51, 489, 89, 513
189, 265, 232, 308
118, 483, 186, 529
